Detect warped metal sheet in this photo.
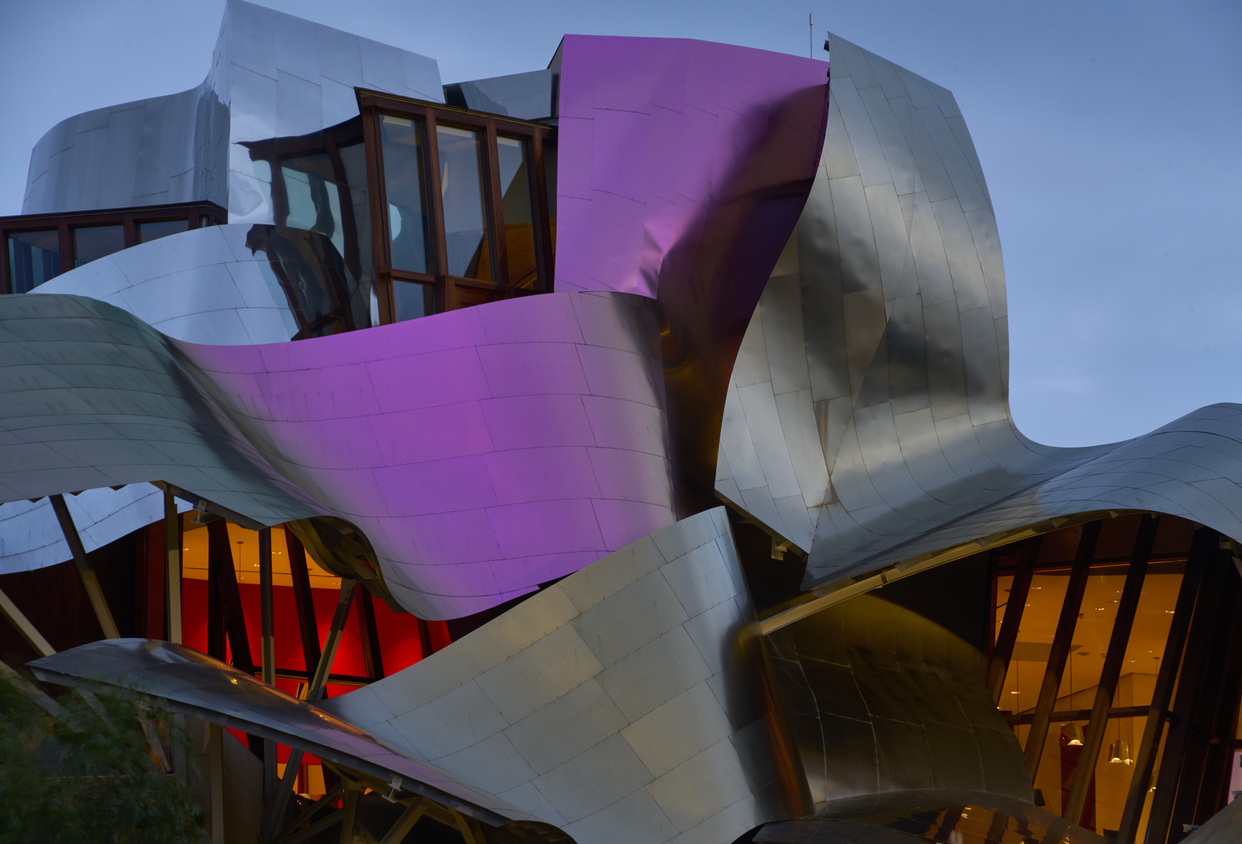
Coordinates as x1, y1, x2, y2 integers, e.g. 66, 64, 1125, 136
715, 33, 1242, 596
320, 507, 799, 842
555, 35, 829, 512
0, 291, 672, 619
26, 638, 530, 826
22, 0, 443, 219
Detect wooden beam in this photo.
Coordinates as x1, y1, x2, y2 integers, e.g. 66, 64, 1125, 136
206, 518, 255, 674
1116, 528, 1211, 844
1144, 530, 1225, 844
307, 581, 357, 702
987, 535, 1041, 701
165, 491, 182, 644
259, 527, 275, 685
50, 494, 119, 639
1025, 520, 1101, 778
1065, 515, 1158, 824
0, 585, 54, 657
378, 801, 427, 844
338, 784, 360, 844
356, 587, 385, 680
285, 527, 322, 679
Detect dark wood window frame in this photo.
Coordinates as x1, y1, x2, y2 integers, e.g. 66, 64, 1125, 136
0, 200, 228, 295
357, 90, 555, 324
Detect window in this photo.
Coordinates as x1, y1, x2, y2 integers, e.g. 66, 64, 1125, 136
359, 91, 556, 323
0, 201, 227, 295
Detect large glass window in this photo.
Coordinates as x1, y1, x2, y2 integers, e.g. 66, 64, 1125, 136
72, 224, 125, 268
497, 135, 538, 289
359, 93, 555, 324
1, 202, 225, 295
7, 230, 61, 293
380, 115, 432, 275
436, 125, 490, 281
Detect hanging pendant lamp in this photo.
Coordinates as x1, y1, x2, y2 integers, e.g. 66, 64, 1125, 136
1067, 722, 1085, 746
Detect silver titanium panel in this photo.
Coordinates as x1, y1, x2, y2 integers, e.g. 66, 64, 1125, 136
0, 485, 191, 575
320, 508, 799, 844
22, 0, 443, 218
716, 33, 1242, 592
32, 225, 330, 345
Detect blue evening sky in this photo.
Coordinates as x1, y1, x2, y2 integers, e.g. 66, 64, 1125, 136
0, 0, 1238, 448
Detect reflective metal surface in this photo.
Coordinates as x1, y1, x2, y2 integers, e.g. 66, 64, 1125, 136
26, 638, 534, 826
0, 485, 189, 575
767, 594, 1030, 807
555, 36, 829, 512
444, 70, 557, 121
321, 507, 800, 843
0, 290, 672, 618
754, 792, 1107, 844
22, 0, 443, 220
32, 223, 366, 344
716, 33, 1242, 597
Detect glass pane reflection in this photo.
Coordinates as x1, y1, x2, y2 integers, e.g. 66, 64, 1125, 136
497, 135, 538, 288
7, 229, 62, 292
380, 115, 432, 274
393, 280, 434, 322
72, 224, 124, 268
137, 219, 189, 244
436, 124, 489, 280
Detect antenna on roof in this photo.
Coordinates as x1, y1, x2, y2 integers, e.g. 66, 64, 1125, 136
808, 13, 813, 59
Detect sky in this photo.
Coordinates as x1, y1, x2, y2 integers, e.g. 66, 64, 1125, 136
0, 0, 1238, 448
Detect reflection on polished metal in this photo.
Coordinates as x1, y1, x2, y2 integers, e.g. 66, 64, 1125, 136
767, 594, 1031, 807
717, 33, 1242, 622
320, 508, 800, 842
22, 0, 443, 222
27, 638, 536, 827
753, 792, 1109, 844
0, 290, 673, 619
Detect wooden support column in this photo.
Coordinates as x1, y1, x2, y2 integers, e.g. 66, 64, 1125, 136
357, 587, 385, 680
338, 783, 360, 844
379, 801, 427, 844
165, 491, 182, 644
1166, 551, 1242, 841
1117, 528, 1211, 844
206, 519, 256, 676
988, 535, 1041, 701
307, 580, 357, 701
286, 527, 322, 681
259, 527, 275, 685
264, 579, 356, 840
50, 494, 120, 639
1145, 531, 1228, 844
1193, 587, 1242, 824
0, 586, 54, 657
1065, 515, 1159, 824
258, 527, 277, 807
1025, 520, 1101, 777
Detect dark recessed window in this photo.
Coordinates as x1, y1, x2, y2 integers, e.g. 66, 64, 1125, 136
6, 230, 61, 293
72, 224, 125, 268
137, 219, 189, 244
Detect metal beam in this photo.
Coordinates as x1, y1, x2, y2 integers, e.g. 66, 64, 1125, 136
0, 585, 54, 657
1116, 528, 1210, 844
260, 527, 275, 684
165, 491, 182, 644
1025, 519, 1100, 778
987, 535, 1041, 701
1065, 514, 1158, 824
50, 494, 120, 639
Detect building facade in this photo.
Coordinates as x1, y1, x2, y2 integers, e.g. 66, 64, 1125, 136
1, 3, 1240, 843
